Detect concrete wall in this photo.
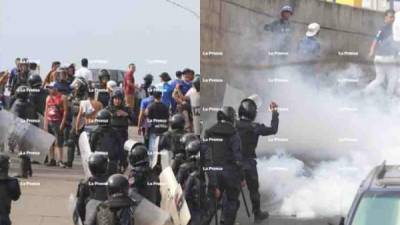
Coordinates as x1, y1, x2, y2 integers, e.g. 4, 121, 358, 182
201, 0, 385, 126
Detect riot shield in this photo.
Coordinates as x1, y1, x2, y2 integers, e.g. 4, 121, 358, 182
159, 167, 191, 225
160, 150, 173, 171
78, 132, 92, 178
0, 110, 55, 162
124, 139, 145, 152
149, 135, 160, 169
130, 191, 173, 225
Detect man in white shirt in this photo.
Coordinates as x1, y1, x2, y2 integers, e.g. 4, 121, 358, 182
74, 58, 93, 87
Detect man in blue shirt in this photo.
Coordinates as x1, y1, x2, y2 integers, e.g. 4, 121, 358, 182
297, 23, 321, 80
137, 87, 155, 148
159, 72, 173, 108
365, 9, 399, 96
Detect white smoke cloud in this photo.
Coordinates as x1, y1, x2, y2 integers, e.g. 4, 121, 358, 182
225, 63, 400, 218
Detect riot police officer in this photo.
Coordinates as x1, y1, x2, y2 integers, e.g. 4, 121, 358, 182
159, 113, 186, 174
236, 98, 279, 222
127, 145, 159, 205
0, 154, 21, 225
178, 140, 206, 225
28, 74, 48, 116
105, 89, 130, 172
74, 153, 109, 225
10, 85, 39, 178
204, 106, 244, 225
90, 109, 122, 175
95, 174, 136, 225
66, 77, 88, 168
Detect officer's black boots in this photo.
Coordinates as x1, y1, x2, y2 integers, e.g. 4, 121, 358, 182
254, 210, 269, 223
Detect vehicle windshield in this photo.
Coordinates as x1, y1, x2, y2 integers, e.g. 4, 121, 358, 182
351, 191, 400, 225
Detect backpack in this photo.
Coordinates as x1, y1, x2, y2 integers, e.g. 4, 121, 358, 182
96, 202, 134, 225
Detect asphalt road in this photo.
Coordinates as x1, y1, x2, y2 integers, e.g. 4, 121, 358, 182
6, 126, 341, 225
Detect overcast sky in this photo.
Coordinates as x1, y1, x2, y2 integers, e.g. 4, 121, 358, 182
0, 0, 199, 81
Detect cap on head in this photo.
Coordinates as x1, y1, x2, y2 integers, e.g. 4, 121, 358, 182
306, 23, 320, 37
281, 5, 293, 14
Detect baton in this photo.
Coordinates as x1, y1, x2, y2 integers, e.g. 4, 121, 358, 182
240, 186, 251, 218
214, 197, 219, 225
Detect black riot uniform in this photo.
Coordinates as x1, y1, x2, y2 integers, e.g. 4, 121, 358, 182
0, 155, 21, 225
127, 145, 159, 205
204, 107, 244, 225
90, 109, 122, 175
27, 74, 48, 116
95, 174, 136, 225
236, 98, 279, 222
105, 90, 130, 172
74, 154, 109, 225
179, 140, 207, 225
10, 85, 39, 178
159, 113, 186, 174
66, 77, 88, 168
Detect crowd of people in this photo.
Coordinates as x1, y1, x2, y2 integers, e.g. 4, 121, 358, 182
0, 57, 202, 224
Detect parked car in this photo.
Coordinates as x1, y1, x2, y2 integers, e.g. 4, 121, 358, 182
338, 161, 400, 225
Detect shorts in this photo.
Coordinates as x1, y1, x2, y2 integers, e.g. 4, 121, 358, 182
125, 93, 134, 108
48, 122, 64, 147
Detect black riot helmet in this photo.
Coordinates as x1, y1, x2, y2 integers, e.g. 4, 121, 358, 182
98, 69, 110, 82
170, 113, 185, 130
107, 174, 129, 196
15, 85, 29, 100
28, 74, 42, 88
238, 98, 257, 121
128, 145, 149, 167
0, 154, 10, 179
95, 109, 111, 127
217, 106, 236, 123
193, 76, 200, 92
180, 133, 198, 146
185, 140, 201, 157
88, 153, 108, 176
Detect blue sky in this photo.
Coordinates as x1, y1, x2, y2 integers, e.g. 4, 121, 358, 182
0, 0, 199, 81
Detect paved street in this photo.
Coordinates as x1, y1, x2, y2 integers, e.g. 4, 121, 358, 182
7, 127, 337, 225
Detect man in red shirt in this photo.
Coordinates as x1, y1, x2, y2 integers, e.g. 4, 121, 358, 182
124, 63, 135, 115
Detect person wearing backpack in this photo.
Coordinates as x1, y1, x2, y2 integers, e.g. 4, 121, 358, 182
44, 81, 68, 168
95, 174, 136, 225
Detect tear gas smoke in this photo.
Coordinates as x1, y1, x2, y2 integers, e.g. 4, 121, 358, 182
223, 64, 400, 218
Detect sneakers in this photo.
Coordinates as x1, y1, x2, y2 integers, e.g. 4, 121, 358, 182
46, 159, 56, 167
254, 211, 269, 223
58, 161, 67, 168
